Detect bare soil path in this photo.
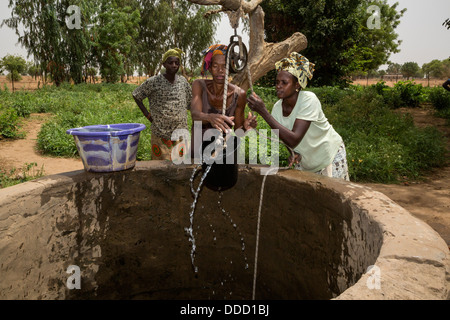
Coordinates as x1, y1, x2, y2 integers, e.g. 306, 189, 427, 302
0, 113, 84, 176
1, 109, 449, 246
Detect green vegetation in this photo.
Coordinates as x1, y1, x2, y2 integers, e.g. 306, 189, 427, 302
252, 81, 449, 182
0, 163, 44, 189
0, 106, 24, 139
261, 0, 405, 87
0, 54, 27, 92
2, 0, 219, 84
428, 87, 450, 119
320, 88, 447, 182
0, 80, 448, 186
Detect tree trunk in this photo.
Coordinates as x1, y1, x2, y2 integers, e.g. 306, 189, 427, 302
187, 0, 308, 91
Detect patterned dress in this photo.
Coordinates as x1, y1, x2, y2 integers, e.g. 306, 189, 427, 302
132, 74, 192, 160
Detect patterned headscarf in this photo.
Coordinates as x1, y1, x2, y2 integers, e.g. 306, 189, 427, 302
201, 44, 228, 76
162, 48, 184, 64
275, 52, 315, 89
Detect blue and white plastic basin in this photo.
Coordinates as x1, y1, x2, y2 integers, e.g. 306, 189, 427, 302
66, 123, 146, 172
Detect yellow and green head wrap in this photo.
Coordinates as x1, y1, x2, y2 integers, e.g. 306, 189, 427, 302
275, 52, 315, 89
162, 48, 184, 64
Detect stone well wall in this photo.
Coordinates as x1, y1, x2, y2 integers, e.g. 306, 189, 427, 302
0, 161, 448, 300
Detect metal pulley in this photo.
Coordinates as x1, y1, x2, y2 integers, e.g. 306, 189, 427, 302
227, 33, 248, 74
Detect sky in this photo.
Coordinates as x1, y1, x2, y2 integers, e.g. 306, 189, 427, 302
1, 0, 449, 70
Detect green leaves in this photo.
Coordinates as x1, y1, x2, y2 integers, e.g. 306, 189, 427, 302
261, 0, 405, 87
1, 55, 27, 91
0, 106, 23, 139
0, 162, 44, 189
3, 0, 219, 84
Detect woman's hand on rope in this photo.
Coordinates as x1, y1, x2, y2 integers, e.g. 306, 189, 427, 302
210, 114, 235, 133
288, 152, 301, 167
244, 112, 257, 131
246, 92, 266, 114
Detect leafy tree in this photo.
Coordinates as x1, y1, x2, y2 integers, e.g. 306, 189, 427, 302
344, 0, 405, 74
27, 63, 43, 81
93, 0, 140, 83
422, 59, 446, 86
65, 0, 100, 84
387, 62, 402, 82
136, 0, 218, 77
3, 0, 217, 84
169, 0, 219, 77
86, 67, 98, 83
2, 0, 98, 86
260, 0, 404, 87
400, 62, 420, 80
443, 59, 450, 75
136, 0, 173, 77
1, 54, 27, 92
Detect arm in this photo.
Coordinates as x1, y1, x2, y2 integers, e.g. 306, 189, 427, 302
443, 79, 450, 92
233, 86, 257, 131
185, 79, 193, 110
190, 79, 235, 133
132, 80, 153, 123
133, 95, 153, 123
247, 93, 311, 149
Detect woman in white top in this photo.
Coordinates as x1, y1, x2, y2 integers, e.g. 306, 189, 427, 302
247, 52, 349, 180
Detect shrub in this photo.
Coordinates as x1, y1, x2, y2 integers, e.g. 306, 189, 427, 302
307, 86, 354, 105
392, 81, 425, 108
8, 92, 34, 117
325, 89, 446, 182
373, 80, 426, 109
0, 106, 24, 139
428, 87, 450, 111
372, 80, 389, 96
0, 163, 44, 189
3, 82, 447, 184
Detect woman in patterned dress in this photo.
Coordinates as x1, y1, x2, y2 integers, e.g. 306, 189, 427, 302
132, 48, 192, 160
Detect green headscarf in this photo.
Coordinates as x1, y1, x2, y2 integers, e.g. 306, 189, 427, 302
162, 48, 184, 64
275, 52, 315, 89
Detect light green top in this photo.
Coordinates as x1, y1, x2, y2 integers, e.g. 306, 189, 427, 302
272, 91, 343, 172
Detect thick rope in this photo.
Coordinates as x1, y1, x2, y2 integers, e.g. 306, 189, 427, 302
222, 10, 296, 301
252, 166, 279, 300
222, 48, 231, 117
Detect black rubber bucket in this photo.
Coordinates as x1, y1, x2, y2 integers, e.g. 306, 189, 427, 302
201, 135, 240, 192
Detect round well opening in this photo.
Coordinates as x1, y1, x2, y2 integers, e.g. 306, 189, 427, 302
0, 162, 447, 300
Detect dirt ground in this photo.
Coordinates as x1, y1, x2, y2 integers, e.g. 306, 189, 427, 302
0, 75, 146, 91
0, 113, 84, 175
1, 105, 449, 248
1, 76, 447, 92
352, 77, 448, 88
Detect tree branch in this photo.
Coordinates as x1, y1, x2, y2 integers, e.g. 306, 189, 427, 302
241, 0, 264, 14
187, 0, 308, 90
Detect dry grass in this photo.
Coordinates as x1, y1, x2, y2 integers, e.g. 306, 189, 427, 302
0, 75, 44, 91
1, 75, 448, 91
0, 75, 148, 91
351, 78, 448, 88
